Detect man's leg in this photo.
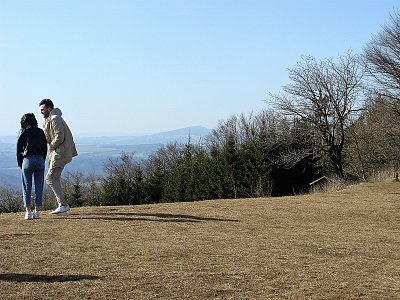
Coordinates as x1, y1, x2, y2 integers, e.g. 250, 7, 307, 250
46, 162, 66, 206
46, 154, 72, 214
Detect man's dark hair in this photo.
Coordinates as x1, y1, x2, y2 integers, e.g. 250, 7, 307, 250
20, 113, 38, 128
39, 99, 54, 109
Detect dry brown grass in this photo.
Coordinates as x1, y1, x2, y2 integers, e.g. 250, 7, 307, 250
0, 180, 399, 299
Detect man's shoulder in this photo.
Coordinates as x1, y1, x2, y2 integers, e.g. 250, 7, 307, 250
50, 114, 63, 121
49, 114, 65, 126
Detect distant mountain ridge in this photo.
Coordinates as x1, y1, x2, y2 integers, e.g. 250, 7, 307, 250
74, 126, 212, 145
0, 126, 213, 187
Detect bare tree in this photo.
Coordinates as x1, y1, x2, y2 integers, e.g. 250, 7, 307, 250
346, 97, 400, 180
0, 185, 21, 213
85, 172, 103, 205
63, 171, 85, 207
272, 53, 364, 178
364, 10, 400, 117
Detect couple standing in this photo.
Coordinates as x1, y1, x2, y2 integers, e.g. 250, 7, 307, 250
17, 99, 77, 219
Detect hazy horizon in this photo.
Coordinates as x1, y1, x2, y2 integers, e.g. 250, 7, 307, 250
0, 124, 212, 138
0, 125, 213, 187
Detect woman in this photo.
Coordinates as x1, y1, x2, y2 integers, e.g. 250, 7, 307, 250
17, 113, 47, 220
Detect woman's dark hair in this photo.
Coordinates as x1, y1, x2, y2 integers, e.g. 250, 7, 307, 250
20, 113, 38, 129
39, 98, 54, 109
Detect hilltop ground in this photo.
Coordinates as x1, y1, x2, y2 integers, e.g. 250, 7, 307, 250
0, 181, 399, 299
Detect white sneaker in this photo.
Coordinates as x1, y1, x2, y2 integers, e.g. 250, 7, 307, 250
33, 211, 40, 219
24, 212, 33, 220
50, 204, 70, 214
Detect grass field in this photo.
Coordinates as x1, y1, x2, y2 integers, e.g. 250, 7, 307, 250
0, 180, 399, 299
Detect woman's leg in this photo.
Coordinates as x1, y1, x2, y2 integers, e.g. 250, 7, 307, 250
21, 157, 33, 211
33, 155, 45, 209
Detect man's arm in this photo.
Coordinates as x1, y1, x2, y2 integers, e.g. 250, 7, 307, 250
49, 116, 65, 151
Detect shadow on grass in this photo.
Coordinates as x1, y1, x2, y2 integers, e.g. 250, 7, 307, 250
0, 273, 100, 283
0, 233, 31, 240
68, 212, 240, 223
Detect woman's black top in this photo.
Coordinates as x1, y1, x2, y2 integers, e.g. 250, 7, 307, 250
16, 126, 47, 167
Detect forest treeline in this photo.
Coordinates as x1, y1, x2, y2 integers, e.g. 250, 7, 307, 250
1, 11, 400, 212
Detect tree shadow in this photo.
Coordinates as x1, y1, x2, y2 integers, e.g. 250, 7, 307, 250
68, 212, 239, 223
0, 233, 31, 240
0, 273, 100, 283
68, 216, 200, 223
109, 212, 240, 222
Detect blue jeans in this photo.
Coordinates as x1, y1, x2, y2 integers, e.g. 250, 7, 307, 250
21, 155, 45, 208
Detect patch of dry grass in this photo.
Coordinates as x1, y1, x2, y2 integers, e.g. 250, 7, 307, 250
0, 181, 399, 299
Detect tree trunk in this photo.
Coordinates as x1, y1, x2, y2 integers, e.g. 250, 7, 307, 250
330, 146, 344, 179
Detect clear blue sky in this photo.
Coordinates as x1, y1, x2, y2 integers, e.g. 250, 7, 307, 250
0, 0, 398, 136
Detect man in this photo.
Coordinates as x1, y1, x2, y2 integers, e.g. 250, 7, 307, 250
39, 99, 78, 214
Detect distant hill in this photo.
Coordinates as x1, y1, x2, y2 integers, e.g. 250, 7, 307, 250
74, 126, 212, 145
0, 126, 213, 187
